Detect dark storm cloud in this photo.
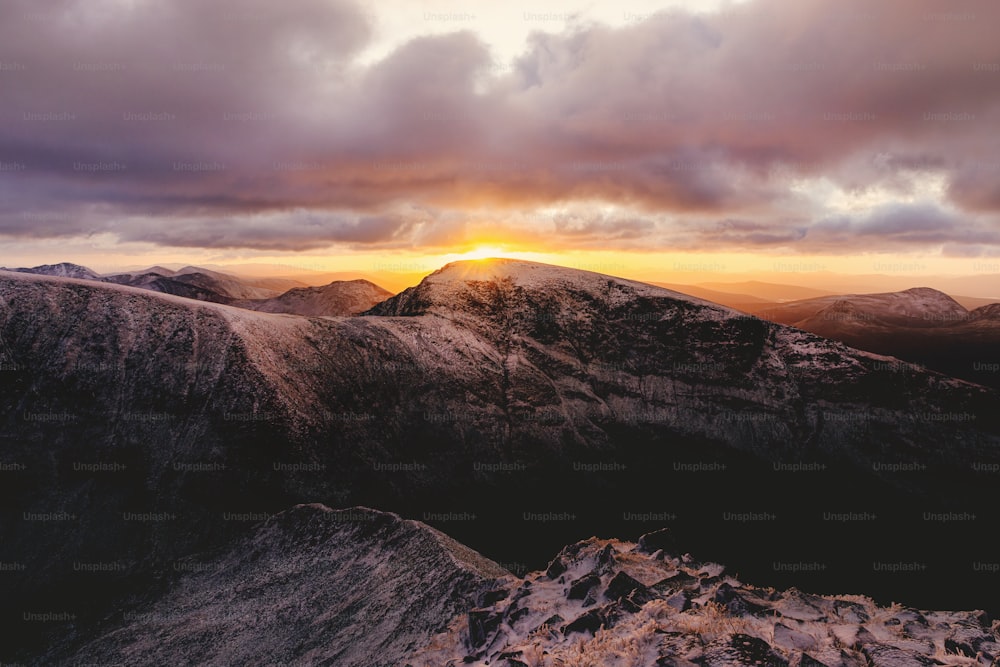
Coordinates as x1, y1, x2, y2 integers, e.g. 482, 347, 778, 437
0, 0, 999, 251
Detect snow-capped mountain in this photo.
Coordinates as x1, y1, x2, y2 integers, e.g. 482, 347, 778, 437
750, 288, 1000, 388
753, 287, 972, 329
39, 504, 1000, 667
4, 261, 100, 280
1, 260, 998, 660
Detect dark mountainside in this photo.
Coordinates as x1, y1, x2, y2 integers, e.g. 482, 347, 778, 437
246, 278, 393, 316
1, 260, 998, 660
38, 505, 1000, 667
40, 505, 510, 667
751, 288, 1000, 388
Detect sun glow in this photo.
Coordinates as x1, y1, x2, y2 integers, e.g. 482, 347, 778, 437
447, 245, 515, 262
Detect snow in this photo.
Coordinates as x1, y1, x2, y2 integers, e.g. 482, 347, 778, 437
409, 536, 998, 667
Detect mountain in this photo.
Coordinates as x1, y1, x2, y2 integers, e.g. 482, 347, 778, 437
25, 262, 377, 313
1, 260, 999, 658
172, 266, 306, 298
38, 504, 1000, 667
692, 281, 835, 303
752, 287, 970, 328
750, 288, 1000, 388
4, 262, 100, 280
40, 505, 509, 667
247, 279, 393, 316
102, 271, 240, 304
649, 282, 771, 311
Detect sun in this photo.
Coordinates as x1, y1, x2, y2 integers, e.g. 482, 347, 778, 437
455, 245, 509, 262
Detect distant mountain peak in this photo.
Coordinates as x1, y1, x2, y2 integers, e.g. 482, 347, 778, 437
250, 279, 392, 316
5, 261, 99, 279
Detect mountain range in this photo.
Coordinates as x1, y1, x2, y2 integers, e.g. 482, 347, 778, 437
1, 259, 998, 662
3, 262, 391, 316
748, 288, 1000, 388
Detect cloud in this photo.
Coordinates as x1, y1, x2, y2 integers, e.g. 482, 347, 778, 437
1, 0, 999, 252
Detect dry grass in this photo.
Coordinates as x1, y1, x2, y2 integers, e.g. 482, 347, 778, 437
665, 601, 756, 642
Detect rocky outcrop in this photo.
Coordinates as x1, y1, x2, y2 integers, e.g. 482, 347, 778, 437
408, 530, 1000, 667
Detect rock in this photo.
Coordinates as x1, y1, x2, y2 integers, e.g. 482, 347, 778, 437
545, 555, 568, 579
945, 637, 975, 658
638, 528, 679, 555
713, 582, 771, 616
704, 634, 788, 667
854, 627, 880, 648
506, 605, 530, 625
596, 543, 618, 574
888, 609, 926, 626
775, 592, 827, 622
978, 641, 1000, 659
795, 653, 834, 667
656, 657, 700, 667
499, 650, 528, 667
861, 644, 936, 667
480, 587, 510, 606
563, 609, 605, 636
666, 590, 691, 612
568, 573, 602, 600
563, 602, 628, 636
468, 608, 503, 649
902, 622, 933, 640
773, 623, 818, 651
605, 571, 653, 603
833, 600, 870, 624
946, 623, 993, 655
652, 571, 701, 593
541, 614, 564, 629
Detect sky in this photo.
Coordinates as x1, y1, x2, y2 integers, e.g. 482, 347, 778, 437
1, 0, 999, 288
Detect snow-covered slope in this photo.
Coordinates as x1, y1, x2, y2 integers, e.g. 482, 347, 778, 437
410, 529, 1000, 667
249, 279, 392, 316
42, 504, 510, 667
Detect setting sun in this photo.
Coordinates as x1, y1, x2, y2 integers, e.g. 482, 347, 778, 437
458, 246, 509, 262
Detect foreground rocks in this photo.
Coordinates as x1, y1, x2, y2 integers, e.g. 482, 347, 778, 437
408, 530, 1000, 667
